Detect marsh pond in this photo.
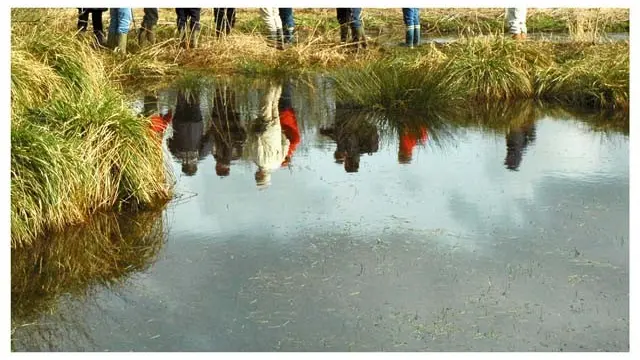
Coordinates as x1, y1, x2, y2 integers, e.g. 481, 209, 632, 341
11, 76, 629, 351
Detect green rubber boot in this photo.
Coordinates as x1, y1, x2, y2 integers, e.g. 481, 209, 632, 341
190, 29, 200, 49
116, 32, 127, 55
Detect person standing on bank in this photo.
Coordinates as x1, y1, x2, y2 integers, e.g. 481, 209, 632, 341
402, 8, 421, 48
260, 8, 285, 50
77, 8, 107, 47
336, 8, 367, 49
107, 8, 132, 54
214, 8, 236, 38
175, 8, 202, 49
138, 8, 159, 47
507, 7, 527, 40
279, 8, 296, 45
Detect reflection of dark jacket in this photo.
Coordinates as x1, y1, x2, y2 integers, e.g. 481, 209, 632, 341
210, 88, 246, 164
336, 117, 379, 156
168, 92, 204, 155
505, 122, 536, 171
321, 113, 379, 155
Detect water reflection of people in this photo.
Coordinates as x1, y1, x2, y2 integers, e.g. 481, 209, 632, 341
278, 81, 300, 167
167, 90, 205, 176
504, 121, 536, 171
244, 83, 289, 187
209, 86, 246, 177
321, 111, 379, 173
398, 123, 428, 164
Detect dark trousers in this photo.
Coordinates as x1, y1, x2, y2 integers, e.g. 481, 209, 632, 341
176, 8, 201, 32
77, 8, 104, 34
336, 8, 362, 29
142, 8, 159, 30
214, 8, 236, 36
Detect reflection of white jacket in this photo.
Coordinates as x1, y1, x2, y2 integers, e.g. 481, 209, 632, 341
244, 84, 289, 170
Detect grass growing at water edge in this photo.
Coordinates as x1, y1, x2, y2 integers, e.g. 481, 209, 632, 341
11, 24, 173, 247
332, 37, 628, 112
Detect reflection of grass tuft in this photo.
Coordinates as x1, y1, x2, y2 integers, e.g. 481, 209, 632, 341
11, 211, 165, 332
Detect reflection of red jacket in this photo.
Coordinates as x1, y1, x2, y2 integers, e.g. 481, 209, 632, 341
279, 108, 300, 161
399, 127, 428, 157
150, 111, 172, 133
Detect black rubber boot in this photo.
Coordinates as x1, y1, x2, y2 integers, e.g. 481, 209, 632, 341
405, 27, 414, 48
138, 28, 148, 47
95, 31, 106, 47
413, 25, 421, 47
339, 23, 349, 44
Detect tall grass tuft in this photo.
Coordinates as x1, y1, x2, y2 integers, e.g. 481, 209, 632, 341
11, 20, 171, 247
534, 42, 628, 110
332, 37, 627, 112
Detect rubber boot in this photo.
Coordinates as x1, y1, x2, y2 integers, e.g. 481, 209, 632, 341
339, 23, 349, 44
267, 31, 277, 47
284, 27, 295, 44
138, 28, 148, 47
413, 25, 421, 47
106, 32, 117, 49
147, 28, 156, 45
405, 26, 414, 48
276, 28, 285, 50
352, 26, 367, 50
178, 28, 187, 48
190, 29, 200, 49
116, 32, 128, 55
95, 31, 106, 47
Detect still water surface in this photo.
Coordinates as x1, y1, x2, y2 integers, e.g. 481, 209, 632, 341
11, 77, 629, 351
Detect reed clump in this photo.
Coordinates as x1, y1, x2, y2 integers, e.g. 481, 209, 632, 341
332, 36, 628, 112
11, 20, 172, 247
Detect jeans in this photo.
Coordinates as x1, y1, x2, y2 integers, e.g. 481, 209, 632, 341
507, 7, 527, 34
279, 8, 295, 42
214, 8, 236, 36
402, 8, 420, 46
176, 8, 201, 32
260, 8, 282, 33
109, 8, 132, 34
